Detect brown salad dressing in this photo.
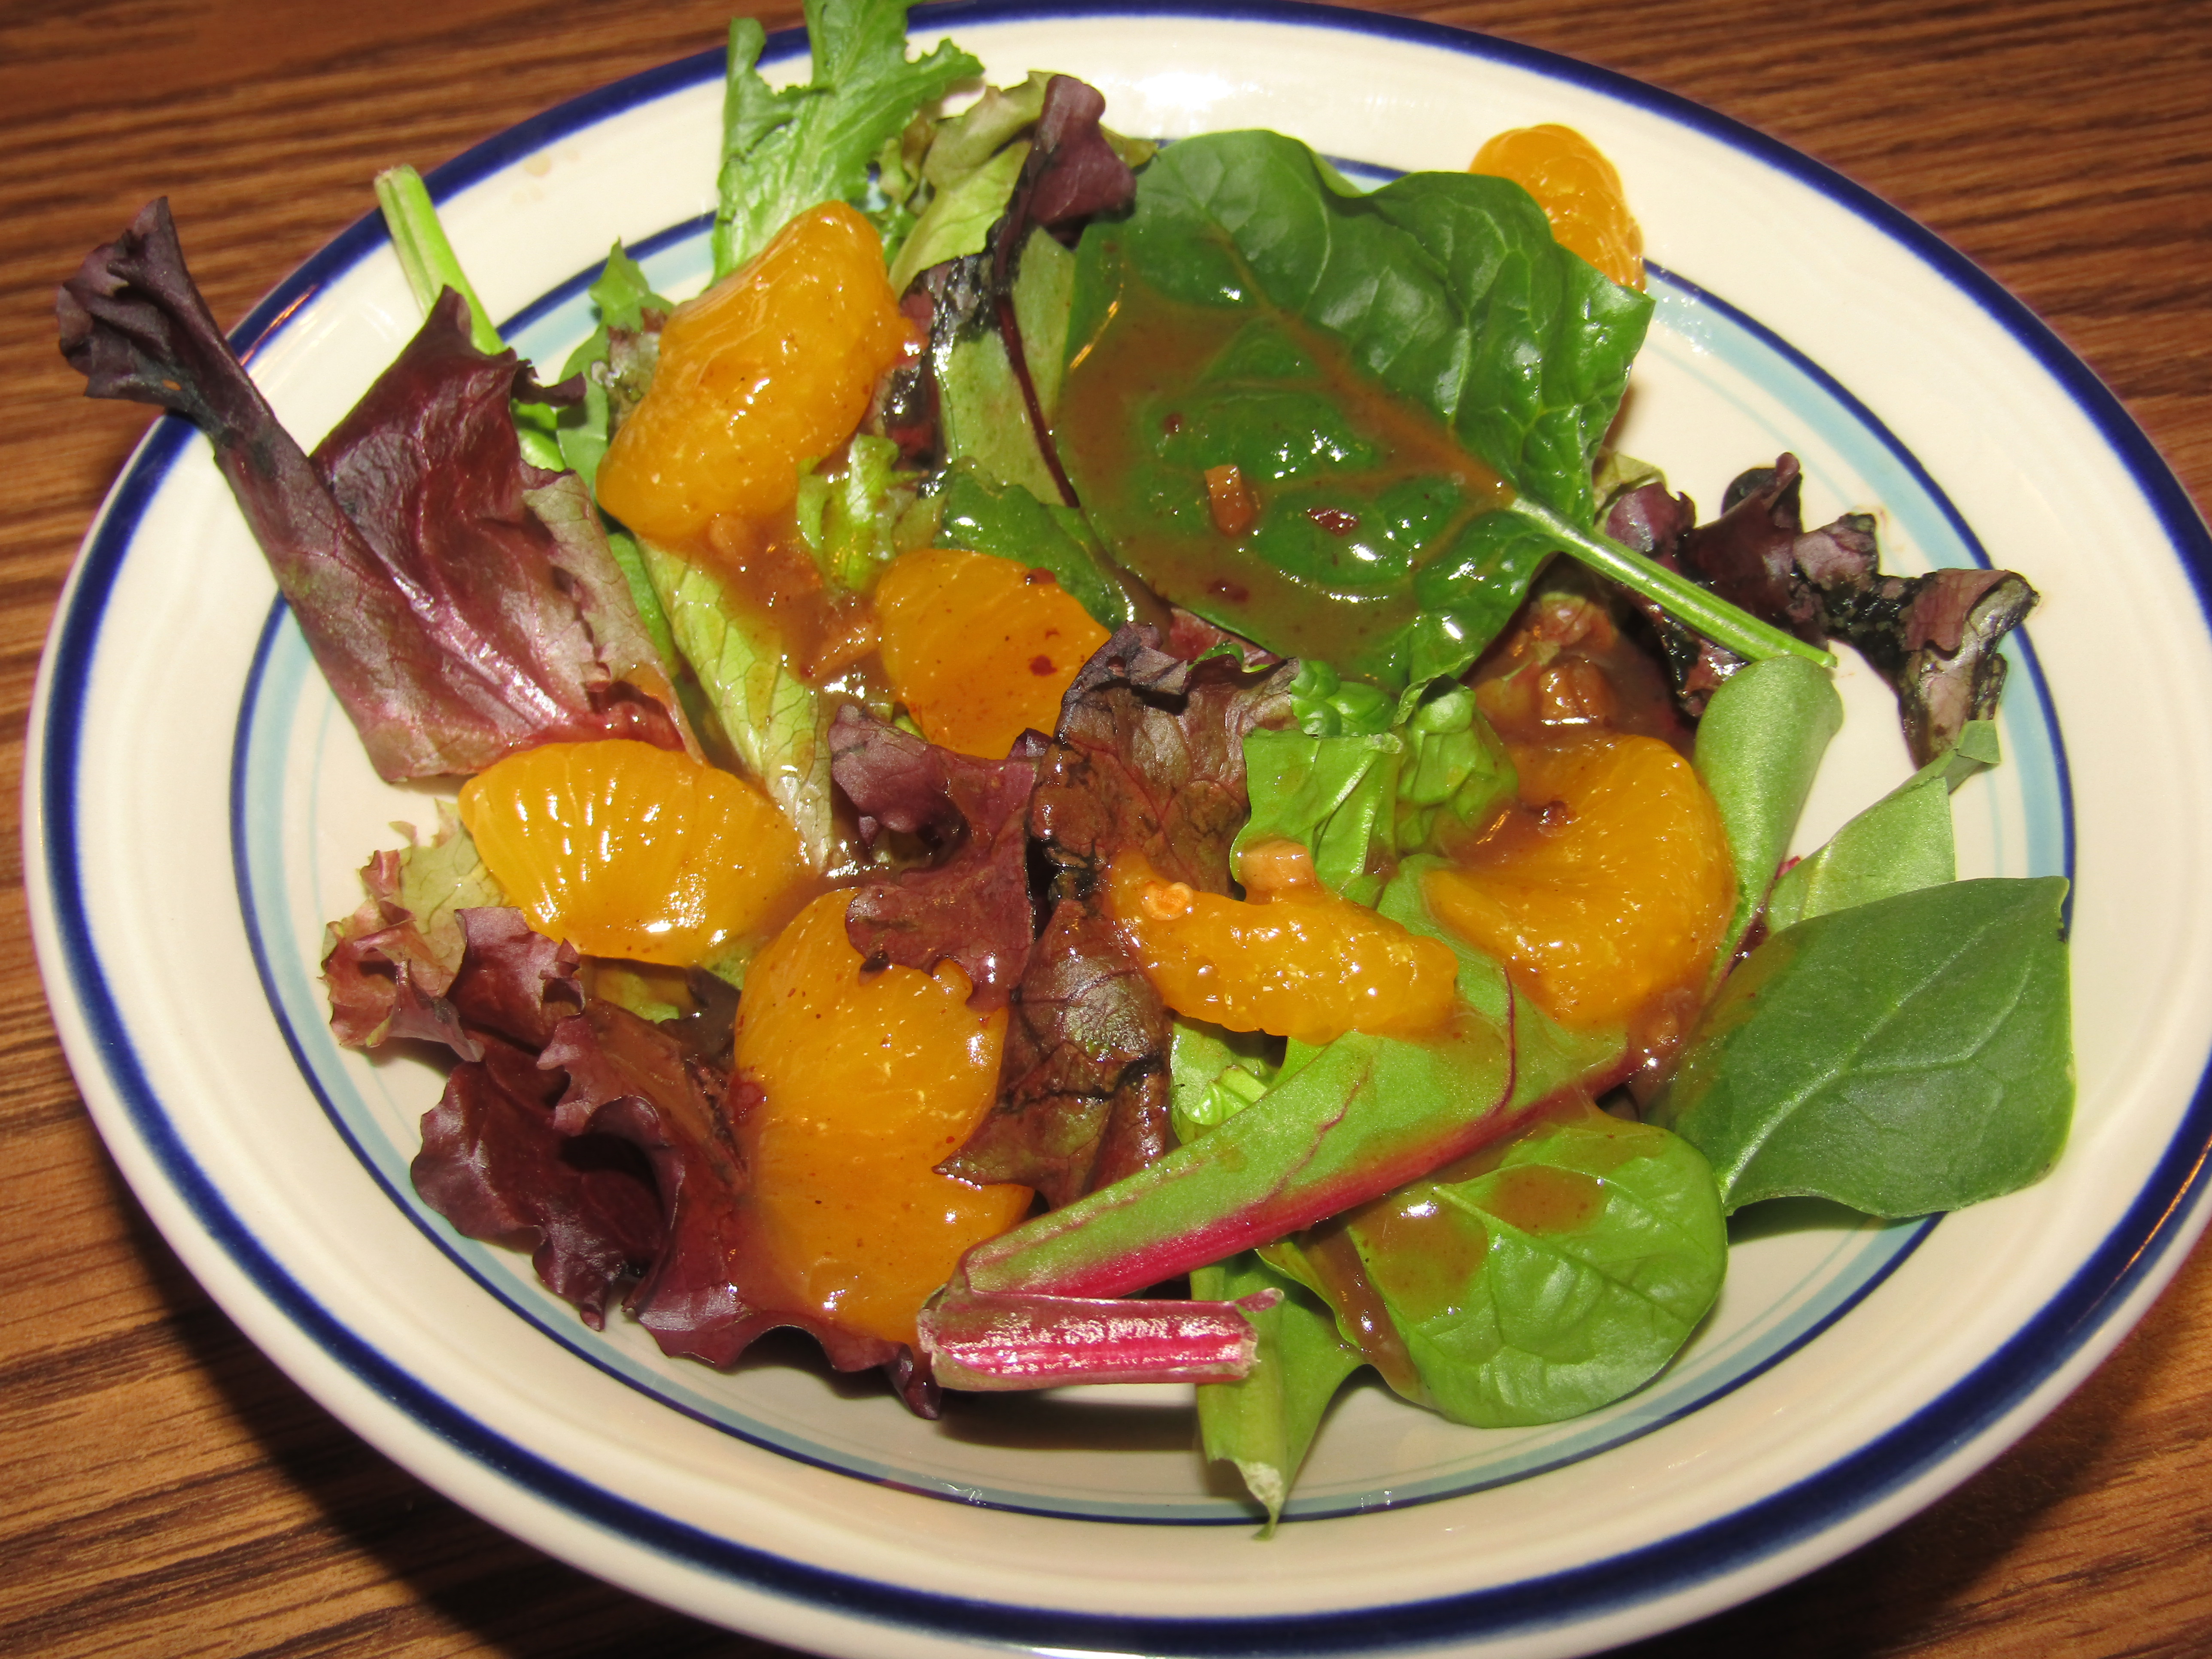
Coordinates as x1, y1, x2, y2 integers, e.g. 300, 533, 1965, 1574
1054, 248, 1514, 672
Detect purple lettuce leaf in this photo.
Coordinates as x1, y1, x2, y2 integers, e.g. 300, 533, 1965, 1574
58, 199, 684, 780
1606, 453, 2037, 758
944, 627, 1297, 1205
411, 1037, 665, 1330
546, 1002, 917, 1392
829, 705, 1044, 1011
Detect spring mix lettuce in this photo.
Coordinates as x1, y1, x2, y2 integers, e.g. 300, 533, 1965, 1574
57, 0, 2066, 1528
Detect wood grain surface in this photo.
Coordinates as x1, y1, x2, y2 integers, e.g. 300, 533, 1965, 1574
5, 2, 2209, 1655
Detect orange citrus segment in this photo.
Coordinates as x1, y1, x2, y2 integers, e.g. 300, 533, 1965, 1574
1425, 734, 1732, 1027
1471, 124, 1645, 292
875, 547, 1110, 757
732, 892, 1030, 1346
457, 738, 807, 968
596, 202, 915, 544
1108, 843, 1460, 1047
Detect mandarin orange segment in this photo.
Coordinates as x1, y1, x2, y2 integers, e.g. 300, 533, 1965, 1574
456, 738, 807, 968
1424, 734, 1732, 1027
1471, 124, 1646, 292
595, 202, 915, 544
875, 546, 1110, 757
732, 892, 1030, 1347
1107, 843, 1460, 1047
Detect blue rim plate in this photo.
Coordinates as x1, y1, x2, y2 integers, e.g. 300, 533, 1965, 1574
27, 5, 2212, 1655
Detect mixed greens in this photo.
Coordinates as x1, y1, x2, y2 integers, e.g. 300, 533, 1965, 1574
58, 0, 2069, 1529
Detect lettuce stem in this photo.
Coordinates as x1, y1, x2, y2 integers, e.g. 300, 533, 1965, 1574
373, 165, 564, 471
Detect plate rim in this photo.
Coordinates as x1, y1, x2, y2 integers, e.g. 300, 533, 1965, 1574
27, 2, 2212, 1653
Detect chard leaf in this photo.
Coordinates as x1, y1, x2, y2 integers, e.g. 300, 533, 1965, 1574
1193, 1251, 1362, 1531
1343, 1112, 1726, 1427
1764, 720, 1998, 933
637, 537, 836, 868
944, 859, 1623, 1306
712, 3, 982, 280
933, 461, 1136, 627
1692, 655, 1844, 968
1648, 877, 2074, 1216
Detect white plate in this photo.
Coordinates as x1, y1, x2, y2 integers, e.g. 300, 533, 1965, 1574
27, 4, 2212, 1656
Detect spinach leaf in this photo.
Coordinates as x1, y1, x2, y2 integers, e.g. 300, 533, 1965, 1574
1192, 1250, 1363, 1531
1105, 131, 1645, 522
1649, 877, 2073, 1216
1062, 131, 1822, 682
711, 3, 981, 280
1344, 1112, 1726, 1427
1692, 656, 1844, 969
1765, 719, 2000, 932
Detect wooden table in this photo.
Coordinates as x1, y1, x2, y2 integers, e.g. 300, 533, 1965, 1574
5, 1, 2208, 1653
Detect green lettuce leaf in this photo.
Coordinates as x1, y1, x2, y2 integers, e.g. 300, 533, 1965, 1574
1649, 877, 2073, 1216
637, 537, 835, 869
1192, 1250, 1363, 1531
712, 2, 982, 280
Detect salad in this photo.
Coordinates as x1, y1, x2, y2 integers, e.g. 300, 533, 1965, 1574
56, 0, 2070, 1527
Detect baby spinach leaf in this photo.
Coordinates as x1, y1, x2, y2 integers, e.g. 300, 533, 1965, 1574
1764, 720, 1999, 933
1193, 1250, 1364, 1531
1649, 877, 2073, 1216
1692, 656, 1844, 969
1345, 1113, 1726, 1427
1106, 131, 1645, 523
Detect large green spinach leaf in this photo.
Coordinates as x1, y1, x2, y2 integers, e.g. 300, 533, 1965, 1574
1098, 130, 1646, 523
1649, 877, 2073, 1215
1341, 1112, 1726, 1427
